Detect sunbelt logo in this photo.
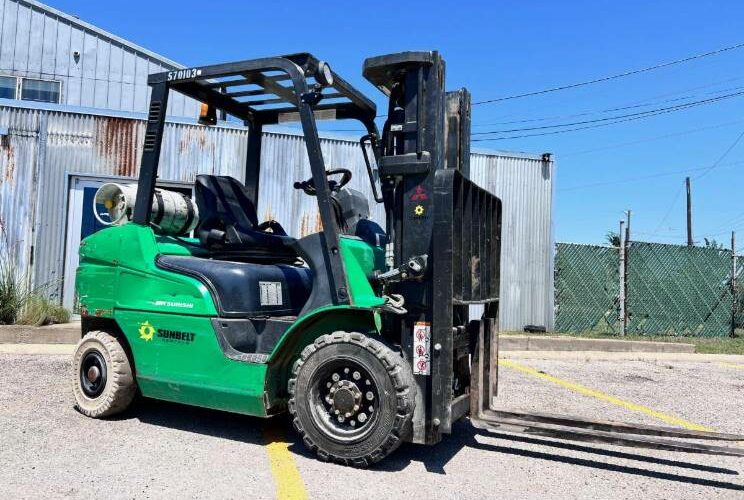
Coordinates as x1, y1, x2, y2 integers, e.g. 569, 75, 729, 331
138, 321, 156, 341
138, 321, 195, 344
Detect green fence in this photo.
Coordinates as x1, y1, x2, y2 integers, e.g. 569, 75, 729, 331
555, 243, 620, 334
555, 241, 740, 337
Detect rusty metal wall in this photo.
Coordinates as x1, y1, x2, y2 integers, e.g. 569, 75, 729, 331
39, 110, 249, 298
0, 0, 198, 116
0, 105, 38, 288
469, 151, 555, 331
257, 131, 384, 238
0, 101, 555, 331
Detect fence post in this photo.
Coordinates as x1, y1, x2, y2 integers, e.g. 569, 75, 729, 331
732, 231, 737, 338
623, 211, 632, 336
619, 220, 626, 336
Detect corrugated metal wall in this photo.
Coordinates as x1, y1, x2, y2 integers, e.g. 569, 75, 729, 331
470, 152, 555, 331
0, 0, 199, 116
0, 106, 38, 285
0, 103, 555, 331
258, 133, 383, 237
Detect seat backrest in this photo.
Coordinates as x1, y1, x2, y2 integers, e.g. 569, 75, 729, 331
195, 175, 259, 235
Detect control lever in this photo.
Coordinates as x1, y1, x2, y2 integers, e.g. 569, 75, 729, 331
372, 254, 428, 286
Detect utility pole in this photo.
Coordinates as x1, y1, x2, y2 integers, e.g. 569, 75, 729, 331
732, 231, 737, 338
686, 177, 693, 247
619, 220, 626, 336
625, 210, 631, 245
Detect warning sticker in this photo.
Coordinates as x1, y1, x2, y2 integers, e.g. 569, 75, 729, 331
259, 282, 283, 306
412, 322, 431, 375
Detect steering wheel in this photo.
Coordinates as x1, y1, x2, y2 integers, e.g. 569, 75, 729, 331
293, 168, 352, 196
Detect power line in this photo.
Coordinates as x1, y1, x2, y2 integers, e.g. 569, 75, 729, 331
472, 90, 744, 141
708, 208, 744, 234
473, 89, 744, 136
694, 129, 744, 179
556, 161, 744, 192
560, 119, 744, 157
472, 84, 744, 127
704, 220, 744, 238
472, 41, 744, 105
652, 182, 685, 235
473, 75, 744, 125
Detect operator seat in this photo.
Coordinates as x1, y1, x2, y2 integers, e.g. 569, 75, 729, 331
194, 175, 297, 261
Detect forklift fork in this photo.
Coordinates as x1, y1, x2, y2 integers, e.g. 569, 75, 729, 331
469, 318, 744, 457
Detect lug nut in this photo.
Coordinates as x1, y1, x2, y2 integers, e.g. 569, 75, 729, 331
352, 371, 361, 380
358, 413, 367, 423
332, 373, 340, 382
366, 391, 374, 401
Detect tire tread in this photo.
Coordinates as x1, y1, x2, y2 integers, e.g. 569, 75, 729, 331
288, 331, 416, 468
72, 330, 136, 418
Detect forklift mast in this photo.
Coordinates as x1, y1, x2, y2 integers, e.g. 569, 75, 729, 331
364, 52, 744, 457
364, 52, 501, 444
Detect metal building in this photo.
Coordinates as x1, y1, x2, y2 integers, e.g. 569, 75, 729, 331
470, 151, 555, 331
0, 99, 555, 331
0, 0, 555, 331
0, 0, 198, 116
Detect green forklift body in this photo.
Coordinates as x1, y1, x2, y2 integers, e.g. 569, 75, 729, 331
76, 223, 385, 417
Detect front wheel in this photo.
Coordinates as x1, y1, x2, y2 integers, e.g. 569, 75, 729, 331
288, 331, 416, 467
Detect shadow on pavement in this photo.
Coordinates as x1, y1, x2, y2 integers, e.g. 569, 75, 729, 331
121, 399, 743, 490
122, 397, 309, 454
379, 421, 742, 491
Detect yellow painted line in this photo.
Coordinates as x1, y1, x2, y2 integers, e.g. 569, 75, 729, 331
262, 426, 308, 500
718, 362, 744, 370
500, 359, 712, 432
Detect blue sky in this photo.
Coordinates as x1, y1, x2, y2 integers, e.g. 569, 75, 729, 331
49, 0, 744, 247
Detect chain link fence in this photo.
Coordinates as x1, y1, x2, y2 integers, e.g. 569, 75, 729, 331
555, 241, 741, 337
555, 243, 620, 334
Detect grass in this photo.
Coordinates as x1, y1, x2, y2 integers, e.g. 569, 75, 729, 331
0, 232, 70, 326
0, 253, 31, 324
16, 295, 71, 326
501, 330, 744, 355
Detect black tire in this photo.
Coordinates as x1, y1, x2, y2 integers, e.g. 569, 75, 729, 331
72, 330, 136, 418
288, 331, 416, 467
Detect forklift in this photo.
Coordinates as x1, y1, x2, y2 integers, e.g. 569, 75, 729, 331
72, 51, 744, 467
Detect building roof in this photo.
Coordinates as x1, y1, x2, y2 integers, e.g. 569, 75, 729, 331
16, 0, 185, 70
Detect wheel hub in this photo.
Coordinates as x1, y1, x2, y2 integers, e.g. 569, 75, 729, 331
331, 380, 362, 416
79, 350, 107, 398
86, 365, 101, 383
319, 365, 378, 431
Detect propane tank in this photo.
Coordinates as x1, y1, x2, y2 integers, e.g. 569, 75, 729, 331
93, 183, 199, 236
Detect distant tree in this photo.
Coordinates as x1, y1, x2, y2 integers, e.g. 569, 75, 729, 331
606, 231, 621, 247
703, 238, 725, 250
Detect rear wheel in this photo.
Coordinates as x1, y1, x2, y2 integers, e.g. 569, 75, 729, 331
288, 331, 416, 467
72, 330, 136, 418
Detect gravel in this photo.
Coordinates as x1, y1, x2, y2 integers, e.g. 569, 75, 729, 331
1, 354, 742, 499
